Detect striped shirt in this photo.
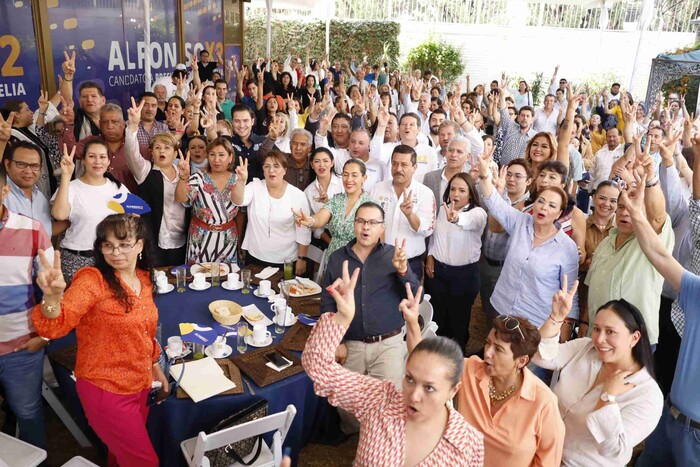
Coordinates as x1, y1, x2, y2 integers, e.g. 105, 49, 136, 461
495, 109, 537, 166
0, 208, 53, 355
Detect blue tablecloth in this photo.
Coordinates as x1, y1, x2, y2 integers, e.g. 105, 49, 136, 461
50, 283, 325, 466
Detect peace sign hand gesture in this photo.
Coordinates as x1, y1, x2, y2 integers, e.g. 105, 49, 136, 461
38, 90, 50, 114
60, 144, 76, 177
392, 238, 408, 275
177, 150, 191, 180
550, 274, 579, 322
399, 282, 423, 325
327, 260, 360, 324
0, 112, 13, 142
62, 51, 76, 77
127, 96, 144, 132
399, 190, 414, 217
443, 202, 459, 223
291, 208, 313, 228
234, 157, 248, 185
36, 249, 66, 301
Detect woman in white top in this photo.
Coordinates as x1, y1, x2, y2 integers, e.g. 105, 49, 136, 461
510, 80, 533, 111
425, 173, 487, 353
304, 148, 343, 246
533, 277, 663, 467
52, 140, 130, 283
230, 152, 311, 276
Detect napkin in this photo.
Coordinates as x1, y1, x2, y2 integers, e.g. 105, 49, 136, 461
169, 357, 236, 403
265, 356, 293, 372
298, 314, 320, 326
255, 267, 279, 279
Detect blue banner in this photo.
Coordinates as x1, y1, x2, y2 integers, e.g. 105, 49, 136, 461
0, 2, 41, 108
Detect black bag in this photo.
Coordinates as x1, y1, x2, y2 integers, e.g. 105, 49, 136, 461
206, 399, 269, 467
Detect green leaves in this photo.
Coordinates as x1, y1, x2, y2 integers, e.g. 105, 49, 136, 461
405, 37, 464, 82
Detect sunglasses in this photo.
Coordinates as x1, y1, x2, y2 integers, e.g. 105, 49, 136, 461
497, 315, 524, 339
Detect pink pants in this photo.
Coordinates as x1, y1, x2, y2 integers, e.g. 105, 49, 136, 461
76, 379, 159, 467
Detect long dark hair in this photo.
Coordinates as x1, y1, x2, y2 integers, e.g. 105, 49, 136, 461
597, 299, 656, 379
93, 214, 154, 312
442, 173, 480, 212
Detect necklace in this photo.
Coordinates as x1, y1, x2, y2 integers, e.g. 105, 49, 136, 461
533, 227, 556, 239
489, 378, 517, 402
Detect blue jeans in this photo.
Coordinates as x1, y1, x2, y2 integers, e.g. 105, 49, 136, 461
636, 402, 700, 466
0, 348, 46, 448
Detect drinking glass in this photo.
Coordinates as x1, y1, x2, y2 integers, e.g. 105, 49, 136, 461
283, 259, 294, 280
193, 342, 205, 360
175, 267, 187, 292
241, 269, 251, 294
274, 306, 286, 334
236, 322, 248, 353
211, 261, 221, 287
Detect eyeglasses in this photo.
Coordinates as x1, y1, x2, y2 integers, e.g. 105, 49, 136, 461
354, 218, 383, 227
497, 315, 525, 339
505, 172, 526, 180
101, 242, 137, 254
12, 160, 42, 172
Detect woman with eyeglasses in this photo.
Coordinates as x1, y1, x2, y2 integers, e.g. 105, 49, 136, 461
425, 173, 487, 354
175, 137, 240, 265
532, 278, 662, 466
33, 214, 166, 466
294, 159, 374, 272
231, 151, 311, 276
51, 140, 130, 283
405, 306, 564, 466
303, 264, 485, 466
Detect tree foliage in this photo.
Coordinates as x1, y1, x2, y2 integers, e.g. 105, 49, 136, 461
405, 37, 465, 82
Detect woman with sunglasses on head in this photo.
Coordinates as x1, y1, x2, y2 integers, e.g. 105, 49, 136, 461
405, 307, 564, 466
33, 214, 166, 467
303, 262, 484, 466
532, 277, 663, 466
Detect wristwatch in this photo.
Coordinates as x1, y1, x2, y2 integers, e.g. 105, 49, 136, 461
600, 392, 616, 403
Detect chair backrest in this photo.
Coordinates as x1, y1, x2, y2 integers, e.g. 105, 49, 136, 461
189, 405, 296, 467
306, 244, 326, 283
418, 299, 433, 328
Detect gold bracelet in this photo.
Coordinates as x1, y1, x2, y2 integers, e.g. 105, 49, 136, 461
42, 299, 61, 317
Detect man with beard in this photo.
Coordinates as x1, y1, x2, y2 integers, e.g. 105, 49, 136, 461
427, 108, 446, 147
134, 92, 169, 146
493, 78, 536, 166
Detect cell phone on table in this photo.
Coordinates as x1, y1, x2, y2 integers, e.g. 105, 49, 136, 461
265, 352, 290, 368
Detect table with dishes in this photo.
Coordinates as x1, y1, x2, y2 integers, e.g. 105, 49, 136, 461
47, 262, 327, 466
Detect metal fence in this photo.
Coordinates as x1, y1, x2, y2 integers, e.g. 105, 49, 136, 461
247, 0, 698, 33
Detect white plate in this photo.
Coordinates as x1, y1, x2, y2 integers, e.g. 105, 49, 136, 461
273, 314, 297, 327
221, 281, 243, 291
253, 289, 273, 298
245, 335, 273, 348
188, 282, 212, 291
204, 344, 232, 358
157, 283, 175, 294
242, 311, 273, 327
190, 263, 230, 278
287, 279, 322, 297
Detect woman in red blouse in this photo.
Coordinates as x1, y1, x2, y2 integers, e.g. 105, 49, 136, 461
33, 214, 167, 467
303, 261, 484, 466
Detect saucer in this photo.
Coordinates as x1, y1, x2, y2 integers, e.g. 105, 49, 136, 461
157, 283, 175, 294
245, 335, 273, 348
253, 289, 273, 298
221, 281, 243, 291
273, 314, 297, 327
204, 344, 232, 358
189, 282, 212, 291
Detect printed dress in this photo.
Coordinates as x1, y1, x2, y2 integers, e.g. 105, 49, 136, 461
323, 191, 375, 268
185, 171, 239, 265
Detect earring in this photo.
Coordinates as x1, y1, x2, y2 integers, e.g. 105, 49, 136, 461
139, 252, 142, 260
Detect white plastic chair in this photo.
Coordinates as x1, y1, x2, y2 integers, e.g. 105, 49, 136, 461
181, 404, 297, 467
61, 456, 99, 466
305, 244, 326, 283
0, 432, 47, 467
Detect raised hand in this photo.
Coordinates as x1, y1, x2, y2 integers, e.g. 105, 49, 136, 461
37, 90, 50, 113
376, 103, 390, 127
177, 149, 191, 180
493, 165, 507, 193
62, 50, 76, 77
59, 95, 75, 125
399, 282, 423, 324
319, 111, 332, 135
36, 249, 66, 299
0, 112, 14, 142
443, 202, 458, 223
127, 96, 144, 131
200, 114, 214, 130
60, 144, 76, 177
326, 260, 360, 322
399, 190, 413, 217
291, 208, 313, 228
619, 169, 646, 217
391, 238, 408, 274
267, 119, 282, 140
234, 156, 248, 184
550, 274, 579, 322
190, 53, 198, 71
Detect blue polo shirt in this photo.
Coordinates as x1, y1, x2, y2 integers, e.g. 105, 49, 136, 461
673, 270, 700, 420
4, 177, 52, 238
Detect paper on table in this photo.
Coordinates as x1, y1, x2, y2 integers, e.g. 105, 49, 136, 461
241, 304, 273, 326
254, 267, 279, 279
169, 357, 236, 403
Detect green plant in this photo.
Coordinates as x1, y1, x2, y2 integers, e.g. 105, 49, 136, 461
529, 72, 545, 107
405, 37, 465, 82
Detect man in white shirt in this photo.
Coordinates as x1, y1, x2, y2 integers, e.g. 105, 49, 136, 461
370, 145, 436, 280
316, 127, 384, 192
588, 127, 625, 191
423, 136, 471, 214
533, 94, 559, 135
371, 109, 438, 183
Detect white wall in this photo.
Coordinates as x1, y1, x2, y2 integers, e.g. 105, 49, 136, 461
398, 22, 695, 101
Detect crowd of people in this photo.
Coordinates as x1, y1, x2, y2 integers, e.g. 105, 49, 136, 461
0, 45, 699, 466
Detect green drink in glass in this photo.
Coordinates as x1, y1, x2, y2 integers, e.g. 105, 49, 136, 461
284, 259, 293, 280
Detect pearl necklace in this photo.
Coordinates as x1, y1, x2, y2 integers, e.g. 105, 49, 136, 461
533, 227, 556, 239
489, 378, 517, 402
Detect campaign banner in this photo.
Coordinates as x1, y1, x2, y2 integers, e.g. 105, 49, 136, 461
0, 2, 41, 108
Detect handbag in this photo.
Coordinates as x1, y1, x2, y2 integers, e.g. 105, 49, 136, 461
207, 399, 269, 467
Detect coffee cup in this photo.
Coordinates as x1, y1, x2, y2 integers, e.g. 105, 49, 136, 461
167, 336, 184, 356
227, 272, 240, 286
259, 279, 272, 296
156, 275, 168, 292
252, 324, 271, 344
193, 273, 206, 288
213, 335, 227, 356
272, 298, 288, 315
155, 270, 166, 279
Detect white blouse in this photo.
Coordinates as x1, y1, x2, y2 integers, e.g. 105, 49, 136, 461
532, 337, 663, 467
428, 206, 486, 266
236, 178, 311, 264
304, 175, 344, 240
